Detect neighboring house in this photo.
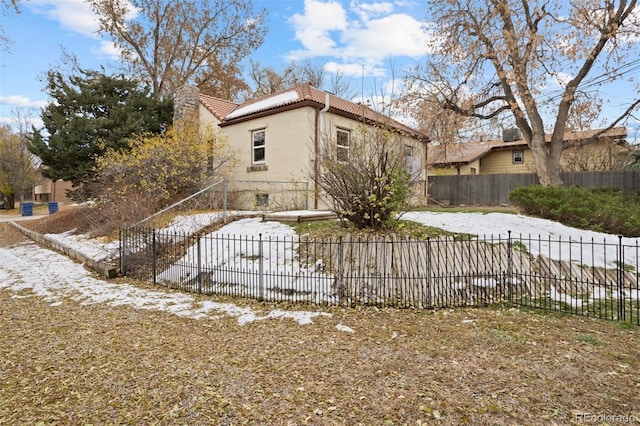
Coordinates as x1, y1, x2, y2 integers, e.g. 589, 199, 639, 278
33, 178, 74, 202
175, 83, 429, 210
427, 127, 630, 176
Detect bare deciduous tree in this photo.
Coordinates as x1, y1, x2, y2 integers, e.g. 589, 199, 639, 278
247, 58, 357, 100
1, 0, 21, 49
410, 0, 640, 186
247, 60, 296, 97
0, 112, 40, 209
89, 0, 267, 99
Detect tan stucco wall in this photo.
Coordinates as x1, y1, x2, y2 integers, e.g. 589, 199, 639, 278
199, 104, 222, 127
224, 108, 317, 182
322, 112, 427, 191
200, 106, 316, 210
200, 104, 427, 210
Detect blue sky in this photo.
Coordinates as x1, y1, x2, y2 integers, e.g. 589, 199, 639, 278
0, 0, 639, 141
0, 0, 431, 129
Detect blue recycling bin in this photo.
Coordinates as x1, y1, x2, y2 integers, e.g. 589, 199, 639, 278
21, 202, 34, 217
48, 201, 59, 214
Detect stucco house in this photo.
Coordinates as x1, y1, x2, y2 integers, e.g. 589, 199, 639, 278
427, 127, 630, 176
175, 83, 429, 210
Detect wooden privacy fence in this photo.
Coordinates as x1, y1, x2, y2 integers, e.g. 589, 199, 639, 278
428, 170, 640, 206
120, 226, 640, 325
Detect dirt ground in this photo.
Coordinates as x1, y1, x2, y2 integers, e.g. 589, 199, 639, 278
1, 215, 639, 425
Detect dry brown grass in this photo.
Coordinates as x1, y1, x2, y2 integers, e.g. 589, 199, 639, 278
1, 283, 639, 425
2, 210, 640, 424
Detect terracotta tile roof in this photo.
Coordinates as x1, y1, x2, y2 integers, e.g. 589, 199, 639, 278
199, 94, 239, 121
200, 83, 427, 140
428, 127, 628, 166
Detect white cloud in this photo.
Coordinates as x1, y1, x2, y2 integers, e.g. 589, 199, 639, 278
289, 0, 348, 55
0, 95, 48, 109
90, 40, 122, 61
340, 13, 432, 61
324, 61, 386, 78
350, 1, 394, 21
0, 114, 44, 132
286, 0, 432, 77
0, 97, 47, 131
26, 0, 101, 37
553, 72, 572, 87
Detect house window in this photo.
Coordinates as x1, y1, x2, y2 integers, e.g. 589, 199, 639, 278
404, 145, 414, 157
252, 129, 266, 164
512, 150, 524, 164
336, 129, 350, 161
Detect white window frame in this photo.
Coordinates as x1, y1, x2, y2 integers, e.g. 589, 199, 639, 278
336, 128, 350, 162
512, 149, 524, 164
252, 129, 266, 164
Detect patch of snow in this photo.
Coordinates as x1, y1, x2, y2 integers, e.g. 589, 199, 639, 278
336, 324, 354, 333
451, 282, 466, 290
402, 211, 639, 269
472, 277, 497, 288
226, 90, 299, 119
549, 285, 584, 308
625, 289, 640, 300
155, 218, 336, 303
0, 240, 330, 326
45, 232, 119, 262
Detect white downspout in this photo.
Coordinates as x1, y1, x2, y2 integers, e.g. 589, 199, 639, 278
316, 92, 330, 209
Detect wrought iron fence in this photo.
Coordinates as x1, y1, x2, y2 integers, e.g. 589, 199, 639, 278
120, 225, 640, 325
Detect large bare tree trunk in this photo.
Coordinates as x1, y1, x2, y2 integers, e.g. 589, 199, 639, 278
529, 134, 563, 187
415, 0, 639, 188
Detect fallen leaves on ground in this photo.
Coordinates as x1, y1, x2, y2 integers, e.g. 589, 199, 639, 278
2, 222, 639, 424
1, 287, 639, 424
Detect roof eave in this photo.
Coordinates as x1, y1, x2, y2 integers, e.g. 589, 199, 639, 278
220, 99, 428, 141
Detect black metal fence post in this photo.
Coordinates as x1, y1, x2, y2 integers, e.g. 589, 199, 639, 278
618, 235, 625, 321
425, 237, 431, 308
152, 229, 157, 285
197, 234, 202, 294
120, 226, 127, 276
259, 233, 264, 301
337, 236, 344, 306
507, 230, 513, 303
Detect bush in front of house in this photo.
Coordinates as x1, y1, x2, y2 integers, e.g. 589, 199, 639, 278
509, 185, 640, 237
316, 126, 414, 231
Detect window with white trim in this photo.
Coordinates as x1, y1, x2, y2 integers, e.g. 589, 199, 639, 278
336, 128, 350, 162
252, 129, 266, 164
512, 150, 524, 164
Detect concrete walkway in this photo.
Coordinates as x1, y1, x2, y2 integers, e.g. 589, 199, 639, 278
0, 211, 49, 223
